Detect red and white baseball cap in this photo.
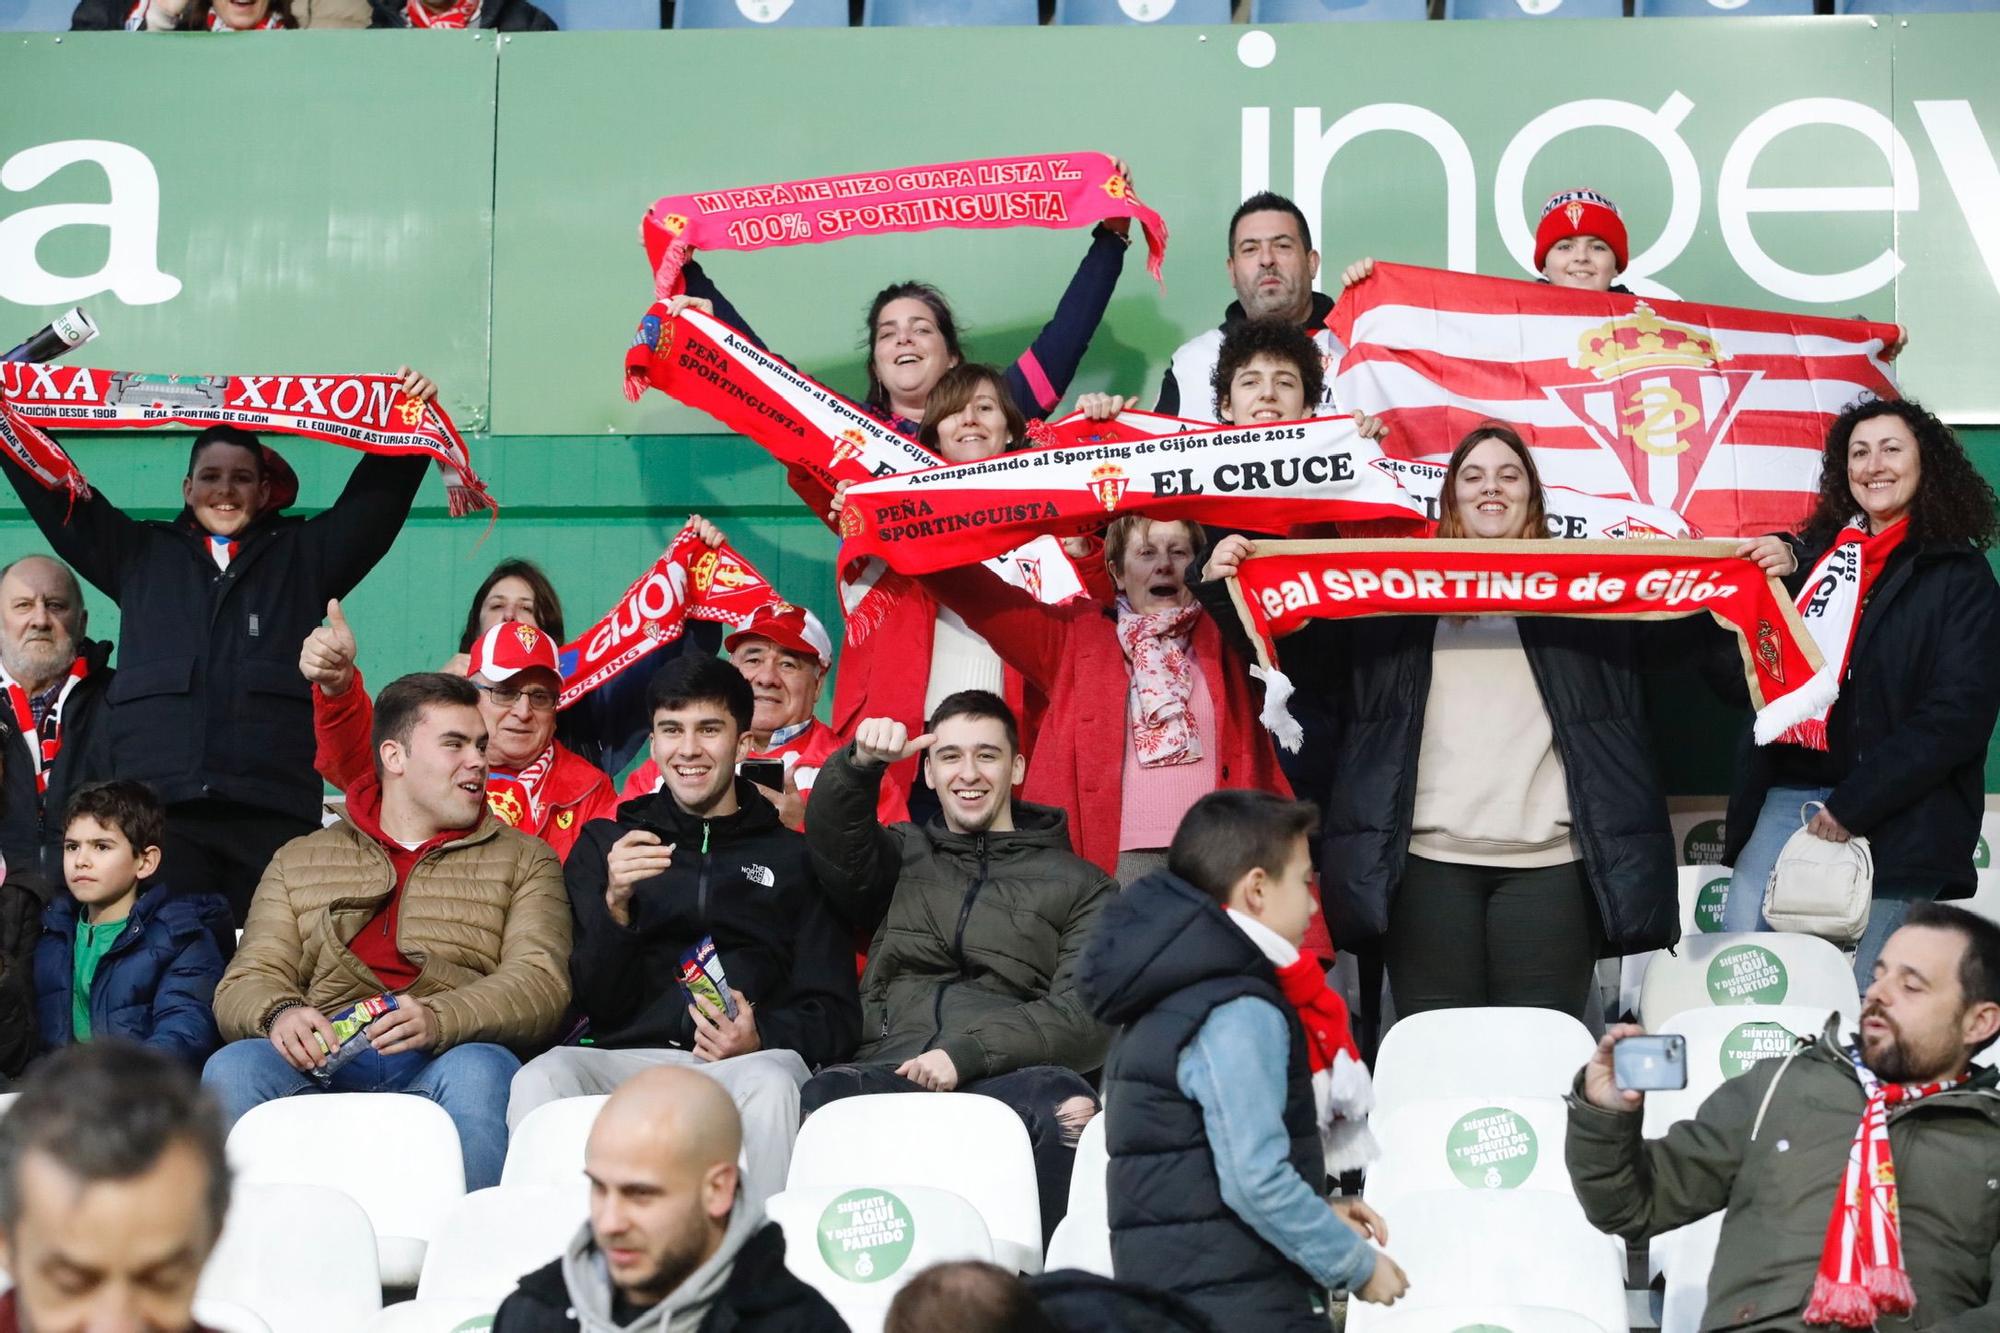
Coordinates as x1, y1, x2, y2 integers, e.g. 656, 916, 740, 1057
1534, 189, 1629, 274
724, 600, 832, 670
468, 620, 560, 682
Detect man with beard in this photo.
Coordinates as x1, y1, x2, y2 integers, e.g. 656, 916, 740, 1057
1567, 904, 2000, 1331
492, 1067, 843, 1333
0, 556, 115, 1082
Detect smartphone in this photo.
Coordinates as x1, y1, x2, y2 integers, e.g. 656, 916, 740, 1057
738, 758, 786, 792
1614, 1034, 1688, 1092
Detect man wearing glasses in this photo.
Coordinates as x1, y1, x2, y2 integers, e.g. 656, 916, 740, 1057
301, 602, 617, 858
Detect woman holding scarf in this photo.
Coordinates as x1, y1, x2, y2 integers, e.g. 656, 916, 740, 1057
1723, 398, 2000, 984
1209, 424, 1690, 1021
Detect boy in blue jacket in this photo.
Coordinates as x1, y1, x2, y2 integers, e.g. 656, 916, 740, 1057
33, 782, 227, 1069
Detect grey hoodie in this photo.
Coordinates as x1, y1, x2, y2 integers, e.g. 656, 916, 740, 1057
557, 1200, 764, 1333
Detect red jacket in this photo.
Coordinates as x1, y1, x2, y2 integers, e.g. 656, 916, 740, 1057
314, 669, 616, 861
921, 565, 1291, 876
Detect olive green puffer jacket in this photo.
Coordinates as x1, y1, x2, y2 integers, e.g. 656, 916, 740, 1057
804, 744, 1114, 1082
1567, 1016, 2000, 1331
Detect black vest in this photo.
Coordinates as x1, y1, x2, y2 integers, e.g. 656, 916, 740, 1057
1089, 875, 1331, 1332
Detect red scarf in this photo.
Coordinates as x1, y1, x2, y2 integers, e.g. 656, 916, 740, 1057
0, 365, 492, 517
1776, 518, 1909, 751
1274, 953, 1362, 1077
556, 521, 777, 709
1229, 539, 1829, 753
486, 746, 555, 832
206, 9, 286, 26
406, 0, 479, 25
1, 657, 88, 794
1803, 1047, 1967, 1327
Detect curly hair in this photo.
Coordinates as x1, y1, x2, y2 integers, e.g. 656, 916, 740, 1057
1209, 317, 1326, 421
1802, 397, 2000, 551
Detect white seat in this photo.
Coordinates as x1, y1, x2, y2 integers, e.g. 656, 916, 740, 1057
1639, 932, 1859, 1030
787, 1093, 1041, 1274
766, 1184, 995, 1333
1342, 1190, 1625, 1333
1659, 1211, 1726, 1333
198, 1183, 383, 1333
228, 1093, 466, 1288
500, 1095, 606, 1197
1362, 1097, 1578, 1217
1643, 1004, 1835, 1136
1620, 866, 1737, 1019
362, 1299, 498, 1332
415, 1185, 589, 1308
191, 1300, 276, 1333
1364, 1305, 1614, 1332
1043, 1113, 1110, 1275
1374, 1008, 1596, 1114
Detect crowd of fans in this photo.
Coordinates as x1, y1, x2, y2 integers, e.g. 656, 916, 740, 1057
0, 178, 1996, 1333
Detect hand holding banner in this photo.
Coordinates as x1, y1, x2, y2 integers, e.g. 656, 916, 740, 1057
1226, 538, 1829, 750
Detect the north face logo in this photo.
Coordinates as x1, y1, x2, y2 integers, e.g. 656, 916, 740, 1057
741, 863, 775, 888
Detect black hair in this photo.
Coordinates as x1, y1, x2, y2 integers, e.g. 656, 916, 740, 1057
925, 689, 1020, 754
63, 780, 166, 861
459, 559, 566, 654
371, 672, 481, 778
1228, 191, 1313, 255
186, 425, 265, 480
1904, 902, 2000, 1053
1210, 317, 1326, 421
1169, 790, 1319, 906
647, 653, 754, 736
861, 281, 964, 417
0, 1040, 230, 1240
1803, 397, 2000, 551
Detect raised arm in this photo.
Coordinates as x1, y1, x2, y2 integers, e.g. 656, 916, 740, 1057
919, 562, 1079, 696
804, 740, 910, 934
1002, 226, 1129, 422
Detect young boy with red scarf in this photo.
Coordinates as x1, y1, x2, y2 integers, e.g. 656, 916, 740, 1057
1079, 790, 1405, 1332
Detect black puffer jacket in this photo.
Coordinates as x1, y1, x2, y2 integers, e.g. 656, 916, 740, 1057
1726, 539, 2000, 899
563, 780, 858, 1066
2, 456, 426, 824
1290, 614, 1705, 954
804, 744, 1113, 1082
0, 637, 115, 898
1079, 871, 1328, 1333
0, 874, 51, 1084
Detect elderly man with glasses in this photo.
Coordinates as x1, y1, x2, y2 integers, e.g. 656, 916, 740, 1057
301, 601, 616, 857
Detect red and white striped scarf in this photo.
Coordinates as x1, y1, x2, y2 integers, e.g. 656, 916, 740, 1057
485, 745, 555, 832
206, 8, 287, 27
1774, 517, 1908, 751
1, 657, 88, 794
406, 0, 480, 26
1114, 599, 1202, 768
1803, 1047, 1966, 1327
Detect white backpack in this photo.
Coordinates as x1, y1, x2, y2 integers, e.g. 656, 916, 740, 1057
1764, 801, 1872, 945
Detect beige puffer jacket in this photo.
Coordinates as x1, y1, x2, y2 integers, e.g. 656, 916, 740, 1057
213, 809, 571, 1051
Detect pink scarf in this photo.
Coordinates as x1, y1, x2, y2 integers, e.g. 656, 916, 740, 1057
1114, 599, 1202, 768
1802, 1047, 1966, 1327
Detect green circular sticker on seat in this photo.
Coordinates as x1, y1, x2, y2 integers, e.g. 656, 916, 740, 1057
1682, 818, 1726, 865
1978, 835, 1991, 870
817, 1188, 915, 1283
1719, 1020, 1799, 1076
1444, 1106, 1537, 1189
1452, 1325, 1515, 1333
448, 1321, 494, 1333
1706, 944, 1788, 1004
1693, 875, 1731, 933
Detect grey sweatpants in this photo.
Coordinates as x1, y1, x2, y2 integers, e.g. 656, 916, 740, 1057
507, 1046, 811, 1212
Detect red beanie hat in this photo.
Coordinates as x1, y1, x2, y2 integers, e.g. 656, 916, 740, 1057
1534, 189, 1629, 274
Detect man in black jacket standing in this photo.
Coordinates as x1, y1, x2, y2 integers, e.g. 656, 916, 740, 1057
0, 556, 114, 899
494, 1066, 844, 1333
509, 655, 858, 1211
0, 369, 439, 924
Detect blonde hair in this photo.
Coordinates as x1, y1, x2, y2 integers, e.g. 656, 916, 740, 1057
1102, 514, 1206, 583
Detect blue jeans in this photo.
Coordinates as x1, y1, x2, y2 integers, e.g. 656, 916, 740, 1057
1721, 785, 1833, 933
202, 1038, 520, 1190
1853, 893, 1935, 991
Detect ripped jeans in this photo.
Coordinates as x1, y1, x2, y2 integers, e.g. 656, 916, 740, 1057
801, 1062, 1098, 1244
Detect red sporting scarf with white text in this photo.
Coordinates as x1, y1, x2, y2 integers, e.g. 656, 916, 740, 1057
1329, 264, 1902, 538
555, 521, 777, 709
406, 0, 478, 25
1227, 539, 1827, 749
1776, 518, 1908, 750
0, 364, 492, 515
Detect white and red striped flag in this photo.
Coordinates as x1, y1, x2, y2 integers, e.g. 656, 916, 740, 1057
1328, 264, 1903, 538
